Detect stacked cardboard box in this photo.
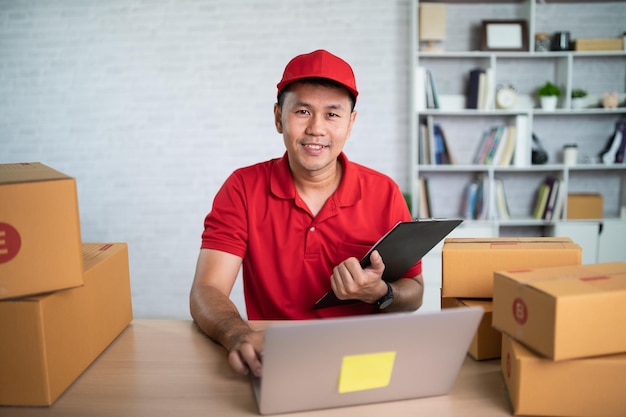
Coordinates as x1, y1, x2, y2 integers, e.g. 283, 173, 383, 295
493, 263, 626, 416
440, 237, 581, 360
0, 163, 133, 406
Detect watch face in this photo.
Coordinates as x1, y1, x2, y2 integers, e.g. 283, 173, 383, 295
378, 297, 393, 310
496, 87, 517, 109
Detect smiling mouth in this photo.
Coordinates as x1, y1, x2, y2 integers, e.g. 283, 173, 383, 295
303, 144, 329, 150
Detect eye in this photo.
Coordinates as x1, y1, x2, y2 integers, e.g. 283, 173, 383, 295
327, 112, 339, 118
295, 109, 310, 116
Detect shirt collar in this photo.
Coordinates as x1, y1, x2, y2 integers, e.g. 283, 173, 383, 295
270, 152, 361, 207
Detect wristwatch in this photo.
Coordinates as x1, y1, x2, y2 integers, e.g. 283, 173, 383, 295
376, 282, 394, 310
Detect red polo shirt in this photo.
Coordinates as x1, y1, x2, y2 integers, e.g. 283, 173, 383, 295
201, 152, 421, 320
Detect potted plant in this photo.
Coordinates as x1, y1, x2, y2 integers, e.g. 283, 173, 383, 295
536, 81, 561, 111
571, 88, 588, 109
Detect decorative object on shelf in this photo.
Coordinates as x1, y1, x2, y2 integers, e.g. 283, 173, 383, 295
419, 3, 446, 52
495, 84, 518, 110
574, 37, 624, 52
563, 144, 578, 165
602, 92, 619, 109
535, 33, 551, 52
551, 31, 571, 51
481, 20, 528, 52
531, 133, 549, 165
571, 88, 588, 110
536, 81, 561, 111
598, 119, 626, 164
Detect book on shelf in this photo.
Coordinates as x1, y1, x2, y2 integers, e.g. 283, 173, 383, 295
497, 125, 516, 166
416, 66, 440, 110
418, 122, 429, 164
426, 69, 440, 109
482, 68, 495, 111
466, 68, 483, 109
415, 66, 427, 111
421, 117, 454, 165
472, 127, 496, 164
495, 178, 510, 220
542, 176, 560, 221
465, 67, 493, 110
472, 125, 512, 165
531, 176, 562, 220
483, 126, 506, 165
513, 115, 530, 167
463, 175, 487, 220
433, 123, 454, 164
532, 181, 551, 220
418, 176, 432, 218
551, 179, 566, 221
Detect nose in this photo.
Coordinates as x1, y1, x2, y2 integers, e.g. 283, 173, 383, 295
305, 113, 326, 136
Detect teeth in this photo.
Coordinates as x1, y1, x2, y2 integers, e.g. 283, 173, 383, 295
305, 144, 324, 149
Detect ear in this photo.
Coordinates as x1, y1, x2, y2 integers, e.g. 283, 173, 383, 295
345, 110, 357, 140
273, 103, 283, 133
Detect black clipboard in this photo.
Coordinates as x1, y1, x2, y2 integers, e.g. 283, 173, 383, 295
312, 218, 463, 310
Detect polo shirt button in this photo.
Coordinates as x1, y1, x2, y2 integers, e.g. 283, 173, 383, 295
309, 227, 315, 232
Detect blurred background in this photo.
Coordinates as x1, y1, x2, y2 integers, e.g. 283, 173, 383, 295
0, 1, 412, 318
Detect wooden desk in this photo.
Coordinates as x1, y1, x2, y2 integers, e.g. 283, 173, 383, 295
0, 320, 514, 417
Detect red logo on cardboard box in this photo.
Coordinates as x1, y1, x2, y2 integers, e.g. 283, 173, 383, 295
0, 222, 21, 264
512, 297, 528, 325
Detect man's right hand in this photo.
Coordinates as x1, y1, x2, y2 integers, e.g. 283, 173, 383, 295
227, 329, 264, 377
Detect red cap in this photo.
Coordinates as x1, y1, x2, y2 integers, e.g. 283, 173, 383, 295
276, 49, 358, 102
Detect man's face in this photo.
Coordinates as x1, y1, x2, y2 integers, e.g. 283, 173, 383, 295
274, 82, 356, 177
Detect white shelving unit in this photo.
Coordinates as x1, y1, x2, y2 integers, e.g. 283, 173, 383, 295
409, 0, 626, 242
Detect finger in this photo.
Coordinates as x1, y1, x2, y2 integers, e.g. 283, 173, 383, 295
228, 349, 250, 376
369, 250, 385, 275
239, 342, 263, 378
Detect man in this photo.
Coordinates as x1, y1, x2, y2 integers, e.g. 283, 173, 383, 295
190, 49, 423, 378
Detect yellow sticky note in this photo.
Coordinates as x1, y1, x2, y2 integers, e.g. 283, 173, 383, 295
338, 351, 396, 394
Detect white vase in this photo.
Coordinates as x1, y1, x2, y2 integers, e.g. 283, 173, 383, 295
571, 97, 586, 110
540, 96, 558, 111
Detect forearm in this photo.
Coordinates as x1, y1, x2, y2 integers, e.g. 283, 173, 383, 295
189, 284, 252, 352
383, 274, 424, 313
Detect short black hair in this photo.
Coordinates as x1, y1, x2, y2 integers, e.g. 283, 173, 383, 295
277, 77, 356, 111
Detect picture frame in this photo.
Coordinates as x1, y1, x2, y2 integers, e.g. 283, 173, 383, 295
481, 20, 528, 52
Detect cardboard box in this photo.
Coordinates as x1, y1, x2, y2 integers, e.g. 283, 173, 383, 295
442, 298, 501, 360
493, 262, 626, 361
0, 243, 133, 406
442, 237, 581, 298
567, 193, 603, 219
0, 162, 83, 299
574, 38, 623, 51
501, 334, 626, 417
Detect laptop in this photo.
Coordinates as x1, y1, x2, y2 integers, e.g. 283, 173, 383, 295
251, 306, 483, 415
314, 218, 463, 310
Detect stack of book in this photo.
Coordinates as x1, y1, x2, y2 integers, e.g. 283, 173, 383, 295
532, 176, 566, 221
418, 116, 455, 165
466, 67, 494, 110
462, 175, 487, 220
416, 66, 440, 110
472, 124, 517, 166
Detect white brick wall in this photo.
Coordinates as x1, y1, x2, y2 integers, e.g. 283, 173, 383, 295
0, 0, 411, 318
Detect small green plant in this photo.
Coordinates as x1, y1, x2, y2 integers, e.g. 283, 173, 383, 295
536, 81, 561, 97
571, 88, 588, 98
